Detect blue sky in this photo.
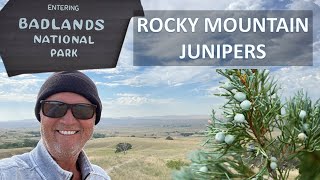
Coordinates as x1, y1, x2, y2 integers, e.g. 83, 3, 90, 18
0, 0, 319, 121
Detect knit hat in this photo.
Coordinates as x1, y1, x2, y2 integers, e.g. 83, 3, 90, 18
34, 71, 102, 125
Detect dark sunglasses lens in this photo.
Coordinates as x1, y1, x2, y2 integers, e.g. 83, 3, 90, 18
42, 101, 68, 118
72, 104, 95, 119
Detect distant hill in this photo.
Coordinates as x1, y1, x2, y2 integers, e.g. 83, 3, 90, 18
0, 115, 210, 129
0, 119, 40, 129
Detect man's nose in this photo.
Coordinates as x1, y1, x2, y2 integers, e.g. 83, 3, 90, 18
60, 109, 77, 125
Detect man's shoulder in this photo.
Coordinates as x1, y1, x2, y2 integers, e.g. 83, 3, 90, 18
0, 157, 19, 170
90, 164, 111, 180
0, 153, 31, 170
0, 153, 35, 179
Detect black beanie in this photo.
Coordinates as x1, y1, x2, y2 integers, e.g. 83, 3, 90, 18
35, 71, 102, 125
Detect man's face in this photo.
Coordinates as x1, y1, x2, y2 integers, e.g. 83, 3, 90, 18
40, 92, 95, 159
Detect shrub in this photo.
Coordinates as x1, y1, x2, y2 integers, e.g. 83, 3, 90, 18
0, 139, 38, 149
166, 136, 174, 140
180, 133, 194, 137
92, 133, 106, 139
115, 143, 132, 154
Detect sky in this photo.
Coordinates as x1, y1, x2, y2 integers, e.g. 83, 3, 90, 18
0, 0, 319, 121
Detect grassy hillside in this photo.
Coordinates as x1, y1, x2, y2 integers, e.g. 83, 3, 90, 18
86, 137, 203, 180
0, 136, 204, 180
0, 147, 33, 159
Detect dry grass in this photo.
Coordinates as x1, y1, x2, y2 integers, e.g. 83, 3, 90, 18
0, 147, 33, 159
85, 137, 203, 180
0, 136, 203, 180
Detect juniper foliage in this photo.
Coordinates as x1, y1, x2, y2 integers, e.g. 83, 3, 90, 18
173, 69, 320, 180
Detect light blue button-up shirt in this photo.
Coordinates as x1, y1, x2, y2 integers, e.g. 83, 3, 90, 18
0, 139, 111, 180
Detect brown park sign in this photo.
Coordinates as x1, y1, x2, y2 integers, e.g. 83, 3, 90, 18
0, 0, 144, 76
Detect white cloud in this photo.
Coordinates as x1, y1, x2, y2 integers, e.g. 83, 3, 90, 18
114, 96, 149, 105
226, 0, 264, 10
102, 67, 220, 87
273, 67, 320, 101
85, 68, 121, 74
0, 91, 36, 102
101, 94, 216, 118
85, 52, 139, 75
103, 93, 174, 106
95, 81, 122, 87
206, 85, 224, 97
141, 0, 234, 10
287, 0, 320, 10
0, 72, 41, 83
0, 73, 43, 101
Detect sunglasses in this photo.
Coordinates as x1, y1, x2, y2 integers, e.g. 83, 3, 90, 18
40, 100, 97, 120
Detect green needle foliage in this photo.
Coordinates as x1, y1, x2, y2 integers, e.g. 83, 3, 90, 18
173, 69, 320, 180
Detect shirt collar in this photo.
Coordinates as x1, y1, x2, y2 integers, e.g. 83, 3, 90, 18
30, 139, 94, 180
78, 150, 95, 179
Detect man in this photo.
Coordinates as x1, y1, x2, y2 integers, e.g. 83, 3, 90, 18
0, 71, 110, 180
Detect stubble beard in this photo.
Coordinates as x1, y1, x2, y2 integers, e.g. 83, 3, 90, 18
40, 126, 92, 160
